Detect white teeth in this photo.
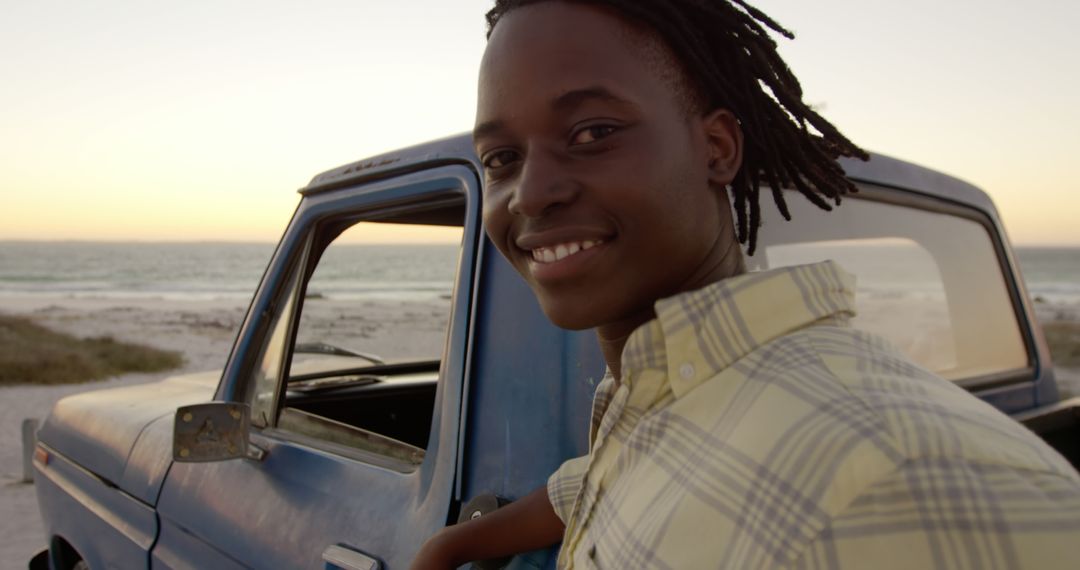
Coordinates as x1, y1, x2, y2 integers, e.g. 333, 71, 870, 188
531, 240, 604, 264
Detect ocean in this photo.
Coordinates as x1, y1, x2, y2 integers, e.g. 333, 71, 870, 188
1012, 247, 1080, 305
0, 242, 1077, 305
0, 242, 459, 302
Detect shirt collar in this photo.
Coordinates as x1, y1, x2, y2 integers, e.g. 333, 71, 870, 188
621, 261, 856, 399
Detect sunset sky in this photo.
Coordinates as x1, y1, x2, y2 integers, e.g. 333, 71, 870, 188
2, 0, 1078, 245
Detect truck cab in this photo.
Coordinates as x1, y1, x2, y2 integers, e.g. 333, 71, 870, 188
31, 134, 1080, 569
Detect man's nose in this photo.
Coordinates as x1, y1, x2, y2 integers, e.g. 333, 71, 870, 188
508, 151, 579, 218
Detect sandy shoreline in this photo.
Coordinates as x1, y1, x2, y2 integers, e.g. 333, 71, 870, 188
1, 293, 1078, 567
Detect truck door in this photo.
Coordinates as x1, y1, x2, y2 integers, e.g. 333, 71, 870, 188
153, 165, 480, 569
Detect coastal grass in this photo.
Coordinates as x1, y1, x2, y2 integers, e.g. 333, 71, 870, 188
0, 314, 183, 385
1044, 321, 1080, 368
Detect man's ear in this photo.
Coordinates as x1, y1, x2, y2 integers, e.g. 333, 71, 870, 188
702, 109, 743, 186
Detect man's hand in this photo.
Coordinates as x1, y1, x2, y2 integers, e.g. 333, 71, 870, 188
410, 485, 565, 570
410, 527, 463, 570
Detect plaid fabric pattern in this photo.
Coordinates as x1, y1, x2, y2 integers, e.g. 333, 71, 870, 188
547, 261, 1080, 569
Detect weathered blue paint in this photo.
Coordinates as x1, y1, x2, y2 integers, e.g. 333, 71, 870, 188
460, 236, 603, 499
36, 372, 217, 504
33, 446, 158, 569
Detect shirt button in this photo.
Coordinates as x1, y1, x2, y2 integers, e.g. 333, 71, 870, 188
679, 363, 695, 379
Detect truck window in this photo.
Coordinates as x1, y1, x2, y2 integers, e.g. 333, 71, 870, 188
249, 197, 465, 467
750, 187, 1028, 384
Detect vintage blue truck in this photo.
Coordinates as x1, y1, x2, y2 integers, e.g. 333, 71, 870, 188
30, 134, 1080, 569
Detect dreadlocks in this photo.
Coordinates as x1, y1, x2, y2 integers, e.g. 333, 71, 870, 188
485, 0, 868, 254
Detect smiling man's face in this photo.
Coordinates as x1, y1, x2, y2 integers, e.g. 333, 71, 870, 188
474, 2, 743, 334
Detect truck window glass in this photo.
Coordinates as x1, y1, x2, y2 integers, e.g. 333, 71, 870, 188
250, 199, 464, 464
750, 189, 1028, 382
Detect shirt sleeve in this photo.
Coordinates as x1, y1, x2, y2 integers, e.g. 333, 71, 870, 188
546, 454, 590, 524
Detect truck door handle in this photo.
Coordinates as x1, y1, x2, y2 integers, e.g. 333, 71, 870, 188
322, 545, 380, 570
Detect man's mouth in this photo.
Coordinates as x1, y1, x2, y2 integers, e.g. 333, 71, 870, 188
530, 239, 604, 264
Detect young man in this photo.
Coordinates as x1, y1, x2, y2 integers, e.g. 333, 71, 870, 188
414, 1, 1080, 568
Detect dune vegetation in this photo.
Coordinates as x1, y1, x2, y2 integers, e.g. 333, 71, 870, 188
0, 314, 183, 385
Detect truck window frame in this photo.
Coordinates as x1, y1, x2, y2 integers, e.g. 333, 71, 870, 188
223, 165, 480, 475
258, 196, 465, 471
852, 183, 1038, 391
752, 182, 1037, 392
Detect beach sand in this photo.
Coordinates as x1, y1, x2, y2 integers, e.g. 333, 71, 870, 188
1, 294, 1078, 567
1034, 300, 1080, 398
0, 296, 246, 567
0, 293, 448, 568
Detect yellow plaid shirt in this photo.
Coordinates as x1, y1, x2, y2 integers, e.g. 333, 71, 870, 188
547, 261, 1080, 569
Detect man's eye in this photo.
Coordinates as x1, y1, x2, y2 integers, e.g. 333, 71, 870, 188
483, 150, 519, 170
570, 125, 617, 146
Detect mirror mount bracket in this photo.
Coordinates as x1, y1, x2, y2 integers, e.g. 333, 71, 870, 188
174, 402, 262, 462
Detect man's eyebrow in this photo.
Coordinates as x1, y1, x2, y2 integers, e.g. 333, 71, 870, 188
473, 87, 635, 143
552, 86, 634, 113
473, 119, 505, 142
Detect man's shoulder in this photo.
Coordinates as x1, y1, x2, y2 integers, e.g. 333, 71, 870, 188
763, 323, 1078, 478
671, 323, 1080, 566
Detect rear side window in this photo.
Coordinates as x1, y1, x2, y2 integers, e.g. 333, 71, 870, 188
750, 187, 1027, 383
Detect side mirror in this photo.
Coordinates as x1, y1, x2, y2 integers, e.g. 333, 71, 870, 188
173, 402, 257, 462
